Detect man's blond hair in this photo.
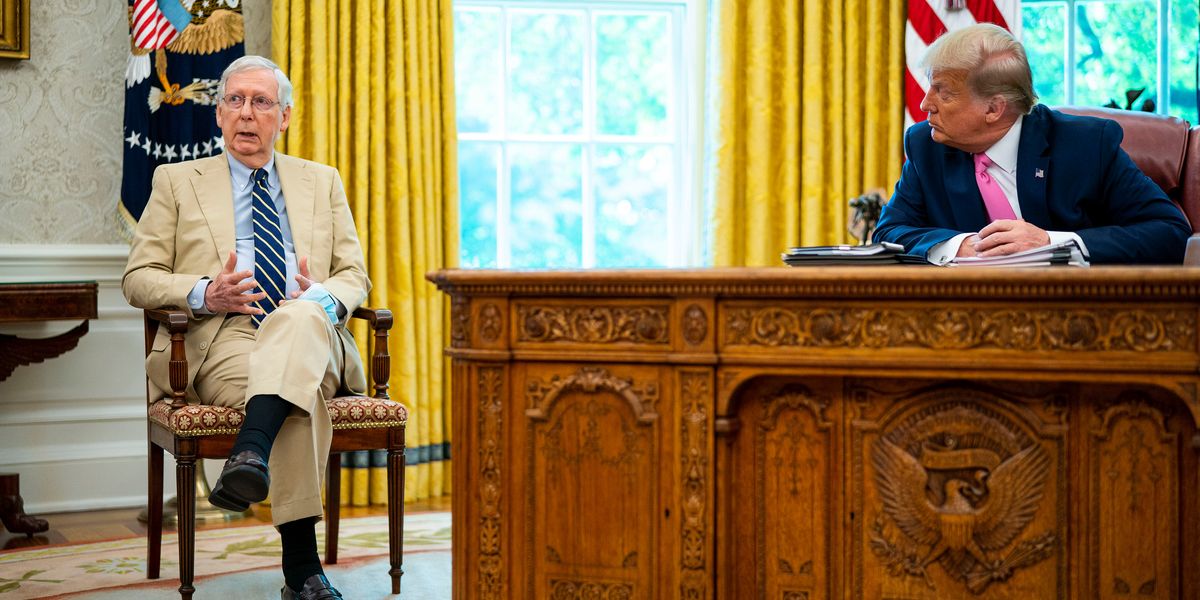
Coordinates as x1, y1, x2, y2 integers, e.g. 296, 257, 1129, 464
921, 23, 1037, 115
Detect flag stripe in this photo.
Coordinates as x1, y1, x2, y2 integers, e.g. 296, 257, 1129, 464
904, 0, 1020, 128
132, 0, 179, 50
909, 0, 948, 45
967, 0, 1010, 31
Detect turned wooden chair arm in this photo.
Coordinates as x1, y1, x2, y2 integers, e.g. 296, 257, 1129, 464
143, 309, 191, 409
351, 306, 393, 330
349, 307, 393, 399
144, 308, 190, 337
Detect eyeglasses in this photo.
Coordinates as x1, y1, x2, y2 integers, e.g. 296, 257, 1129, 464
221, 94, 281, 112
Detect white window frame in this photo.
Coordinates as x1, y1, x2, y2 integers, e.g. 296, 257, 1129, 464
1023, 0, 1172, 115
454, 0, 704, 268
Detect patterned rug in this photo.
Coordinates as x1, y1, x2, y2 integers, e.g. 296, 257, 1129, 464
0, 512, 449, 599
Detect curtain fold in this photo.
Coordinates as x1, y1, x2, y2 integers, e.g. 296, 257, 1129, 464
272, 0, 458, 502
709, 0, 906, 266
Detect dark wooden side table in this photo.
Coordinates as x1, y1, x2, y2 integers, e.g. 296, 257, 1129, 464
0, 281, 99, 380
0, 281, 99, 536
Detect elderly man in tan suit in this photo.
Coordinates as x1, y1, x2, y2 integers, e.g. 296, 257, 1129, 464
123, 55, 364, 600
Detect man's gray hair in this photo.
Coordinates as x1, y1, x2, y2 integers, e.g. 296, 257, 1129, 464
217, 55, 294, 109
921, 23, 1037, 115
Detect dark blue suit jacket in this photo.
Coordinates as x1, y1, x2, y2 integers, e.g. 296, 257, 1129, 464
874, 104, 1190, 263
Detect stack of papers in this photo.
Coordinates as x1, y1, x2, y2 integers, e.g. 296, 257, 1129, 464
782, 242, 919, 266
947, 240, 1088, 267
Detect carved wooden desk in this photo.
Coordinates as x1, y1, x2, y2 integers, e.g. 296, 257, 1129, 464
430, 267, 1200, 600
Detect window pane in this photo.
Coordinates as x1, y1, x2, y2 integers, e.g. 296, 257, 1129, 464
594, 144, 671, 267
595, 13, 671, 137
509, 144, 582, 268
1022, 2, 1067, 106
1073, 0, 1158, 109
459, 142, 499, 268
1169, 0, 1199, 121
508, 11, 585, 135
454, 8, 502, 134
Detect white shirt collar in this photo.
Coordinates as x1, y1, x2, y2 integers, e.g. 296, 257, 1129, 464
981, 114, 1023, 174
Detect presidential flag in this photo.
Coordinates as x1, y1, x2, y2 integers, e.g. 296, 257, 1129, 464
905, 0, 1022, 127
119, 0, 245, 237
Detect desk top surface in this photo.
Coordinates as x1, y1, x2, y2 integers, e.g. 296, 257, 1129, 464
428, 266, 1200, 300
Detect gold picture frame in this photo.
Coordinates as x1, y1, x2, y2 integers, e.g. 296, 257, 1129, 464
0, 0, 30, 60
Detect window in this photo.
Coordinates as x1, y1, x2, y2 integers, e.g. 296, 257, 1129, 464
1022, 0, 1199, 122
453, 1, 697, 268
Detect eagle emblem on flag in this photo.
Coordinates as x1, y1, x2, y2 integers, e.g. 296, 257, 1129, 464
119, 0, 245, 237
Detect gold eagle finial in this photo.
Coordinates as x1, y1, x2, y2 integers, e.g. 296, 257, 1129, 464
167, 8, 245, 55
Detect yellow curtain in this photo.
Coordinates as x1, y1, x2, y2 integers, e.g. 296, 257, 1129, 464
272, 0, 458, 503
710, 0, 906, 266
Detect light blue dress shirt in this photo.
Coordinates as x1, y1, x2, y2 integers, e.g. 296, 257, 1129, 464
187, 153, 341, 323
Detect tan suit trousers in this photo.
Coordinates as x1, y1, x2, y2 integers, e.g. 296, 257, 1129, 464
195, 301, 347, 525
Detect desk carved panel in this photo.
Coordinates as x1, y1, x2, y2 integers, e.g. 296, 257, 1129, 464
850, 381, 1067, 599
518, 305, 669, 345
1089, 390, 1182, 600
520, 365, 669, 599
723, 380, 839, 600
723, 305, 1195, 352
478, 366, 506, 599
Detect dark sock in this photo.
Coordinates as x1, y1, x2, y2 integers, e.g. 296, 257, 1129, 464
280, 517, 323, 592
231, 394, 291, 459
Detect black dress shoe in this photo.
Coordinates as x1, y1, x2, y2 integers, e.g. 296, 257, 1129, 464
281, 574, 343, 600
209, 450, 270, 512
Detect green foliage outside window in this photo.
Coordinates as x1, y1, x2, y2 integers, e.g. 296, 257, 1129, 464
1022, 0, 1199, 123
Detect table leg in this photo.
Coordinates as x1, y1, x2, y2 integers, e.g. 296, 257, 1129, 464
0, 473, 49, 537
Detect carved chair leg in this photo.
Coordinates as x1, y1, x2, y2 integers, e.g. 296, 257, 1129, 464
147, 441, 164, 579
325, 453, 341, 564
388, 432, 406, 595
175, 455, 196, 600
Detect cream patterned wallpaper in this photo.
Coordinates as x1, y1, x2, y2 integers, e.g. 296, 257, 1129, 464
0, 0, 272, 244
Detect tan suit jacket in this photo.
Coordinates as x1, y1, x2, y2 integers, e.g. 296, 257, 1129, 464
123, 153, 369, 402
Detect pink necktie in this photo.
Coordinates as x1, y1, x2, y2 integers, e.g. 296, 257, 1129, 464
974, 153, 1017, 221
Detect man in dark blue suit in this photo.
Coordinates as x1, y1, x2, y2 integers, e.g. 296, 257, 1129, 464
874, 23, 1190, 264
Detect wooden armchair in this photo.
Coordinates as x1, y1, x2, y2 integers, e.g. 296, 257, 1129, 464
144, 307, 407, 599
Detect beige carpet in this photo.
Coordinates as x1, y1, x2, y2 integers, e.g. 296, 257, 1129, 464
0, 512, 449, 599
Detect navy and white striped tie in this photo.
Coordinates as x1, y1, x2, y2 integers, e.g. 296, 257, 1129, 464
251, 168, 286, 327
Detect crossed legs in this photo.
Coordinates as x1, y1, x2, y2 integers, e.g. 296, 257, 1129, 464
194, 302, 347, 596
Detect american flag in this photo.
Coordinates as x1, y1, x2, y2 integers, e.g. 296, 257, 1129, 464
130, 0, 192, 50
119, 0, 244, 236
905, 0, 1022, 127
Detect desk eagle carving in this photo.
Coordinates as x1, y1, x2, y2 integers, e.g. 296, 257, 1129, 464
870, 405, 1055, 593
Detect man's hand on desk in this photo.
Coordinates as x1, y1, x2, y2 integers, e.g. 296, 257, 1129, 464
971, 220, 1051, 257
205, 251, 267, 315
956, 234, 983, 258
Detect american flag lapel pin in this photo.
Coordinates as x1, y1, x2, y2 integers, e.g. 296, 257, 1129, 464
1035, 168, 1045, 178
